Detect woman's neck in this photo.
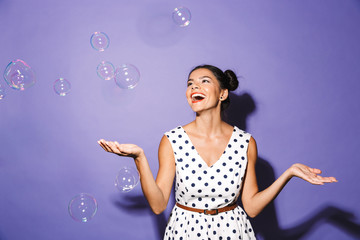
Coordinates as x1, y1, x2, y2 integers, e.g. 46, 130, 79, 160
192, 110, 226, 137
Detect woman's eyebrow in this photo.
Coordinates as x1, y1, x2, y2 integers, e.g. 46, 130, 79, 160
199, 76, 212, 79
187, 76, 212, 82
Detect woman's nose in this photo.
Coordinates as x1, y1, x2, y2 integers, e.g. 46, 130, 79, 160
191, 84, 199, 90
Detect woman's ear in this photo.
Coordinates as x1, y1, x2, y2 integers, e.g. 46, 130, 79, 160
220, 89, 229, 101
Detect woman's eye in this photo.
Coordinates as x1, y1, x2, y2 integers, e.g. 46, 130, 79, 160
187, 82, 193, 86
202, 79, 209, 83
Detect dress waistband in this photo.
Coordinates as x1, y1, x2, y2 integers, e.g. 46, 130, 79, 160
175, 202, 238, 215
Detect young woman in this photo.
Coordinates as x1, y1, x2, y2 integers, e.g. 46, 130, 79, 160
98, 65, 337, 239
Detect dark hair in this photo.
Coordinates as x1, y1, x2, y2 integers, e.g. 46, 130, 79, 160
189, 64, 239, 111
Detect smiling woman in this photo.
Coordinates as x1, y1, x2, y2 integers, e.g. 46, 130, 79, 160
187, 65, 238, 112
98, 64, 337, 240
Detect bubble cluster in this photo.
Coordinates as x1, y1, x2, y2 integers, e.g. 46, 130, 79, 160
3, 59, 36, 90
115, 166, 140, 192
97, 61, 115, 80
53, 78, 71, 96
90, 32, 110, 51
172, 7, 191, 27
114, 64, 140, 89
68, 193, 98, 222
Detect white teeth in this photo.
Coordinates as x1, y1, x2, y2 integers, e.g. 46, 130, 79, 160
192, 93, 206, 101
191, 93, 205, 101
192, 93, 205, 98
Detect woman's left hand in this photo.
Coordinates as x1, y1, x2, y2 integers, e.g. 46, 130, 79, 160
289, 163, 338, 185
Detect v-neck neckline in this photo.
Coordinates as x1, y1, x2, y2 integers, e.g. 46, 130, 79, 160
180, 126, 236, 168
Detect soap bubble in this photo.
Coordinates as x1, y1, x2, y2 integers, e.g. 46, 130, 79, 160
0, 84, 5, 99
172, 7, 191, 27
114, 64, 140, 89
68, 193, 98, 222
115, 166, 140, 192
97, 61, 115, 80
90, 32, 110, 51
3, 59, 36, 90
54, 78, 71, 96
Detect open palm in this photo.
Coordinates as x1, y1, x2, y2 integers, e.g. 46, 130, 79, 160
98, 139, 144, 159
290, 163, 337, 185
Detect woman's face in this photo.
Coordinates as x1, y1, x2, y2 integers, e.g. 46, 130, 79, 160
186, 68, 227, 113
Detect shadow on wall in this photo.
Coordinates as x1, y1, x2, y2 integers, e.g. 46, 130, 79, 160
226, 92, 360, 240
110, 92, 360, 240
111, 192, 170, 239
0, 230, 6, 240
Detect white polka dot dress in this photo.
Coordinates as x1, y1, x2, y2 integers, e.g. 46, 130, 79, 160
164, 126, 256, 240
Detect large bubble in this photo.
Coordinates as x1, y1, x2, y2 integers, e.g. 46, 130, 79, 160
114, 64, 140, 89
115, 166, 140, 192
54, 78, 71, 96
68, 193, 98, 222
3, 59, 36, 90
172, 7, 191, 27
90, 32, 110, 52
97, 61, 115, 80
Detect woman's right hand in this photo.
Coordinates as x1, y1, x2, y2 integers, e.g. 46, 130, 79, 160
97, 139, 144, 160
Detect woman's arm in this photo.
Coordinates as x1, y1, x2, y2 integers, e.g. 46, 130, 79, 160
98, 135, 175, 214
241, 137, 337, 218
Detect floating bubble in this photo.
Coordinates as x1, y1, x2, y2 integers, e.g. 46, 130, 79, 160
3, 59, 36, 90
68, 193, 98, 222
0, 84, 5, 99
90, 32, 110, 51
172, 7, 191, 27
114, 64, 140, 89
115, 166, 140, 192
54, 78, 71, 96
97, 61, 115, 80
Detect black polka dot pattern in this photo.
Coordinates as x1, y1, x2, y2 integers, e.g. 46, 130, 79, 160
164, 126, 256, 239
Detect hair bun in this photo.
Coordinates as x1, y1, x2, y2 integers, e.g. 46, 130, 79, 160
224, 70, 239, 91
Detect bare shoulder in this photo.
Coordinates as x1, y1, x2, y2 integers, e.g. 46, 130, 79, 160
247, 136, 258, 164
159, 135, 172, 153
249, 136, 257, 146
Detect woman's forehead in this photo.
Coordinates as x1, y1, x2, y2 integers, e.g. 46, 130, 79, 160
189, 68, 215, 79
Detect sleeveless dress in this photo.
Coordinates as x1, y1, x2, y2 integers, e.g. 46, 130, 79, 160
164, 126, 256, 240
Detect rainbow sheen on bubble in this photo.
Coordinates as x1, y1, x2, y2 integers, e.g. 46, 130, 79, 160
115, 166, 140, 192
3, 59, 36, 90
172, 7, 191, 27
54, 78, 71, 96
114, 64, 140, 89
68, 193, 98, 222
90, 32, 110, 52
97, 61, 115, 80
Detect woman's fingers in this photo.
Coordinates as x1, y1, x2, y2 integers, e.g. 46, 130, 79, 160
98, 139, 116, 153
98, 139, 110, 152
291, 163, 337, 185
103, 141, 114, 153
97, 139, 137, 157
98, 140, 144, 160
109, 141, 123, 154
317, 175, 337, 183
330, 176, 338, 182
114, 142, 125, 155
310, 167, 322, 174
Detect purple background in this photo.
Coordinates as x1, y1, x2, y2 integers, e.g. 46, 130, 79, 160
1, 0, 360, 239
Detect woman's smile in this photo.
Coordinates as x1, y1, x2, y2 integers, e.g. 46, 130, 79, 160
191, 92, 206, 103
